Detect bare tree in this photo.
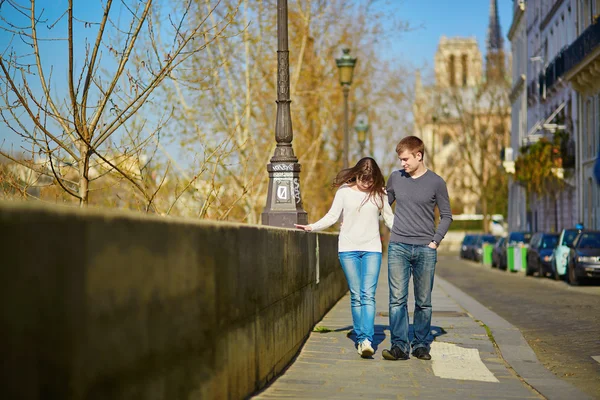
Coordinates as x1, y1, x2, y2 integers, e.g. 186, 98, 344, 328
160, 0, 413, 222
0, 0, 238, 210
417, 79, 511, 231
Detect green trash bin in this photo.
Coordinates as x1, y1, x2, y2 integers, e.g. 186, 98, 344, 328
482, 243, 494, 266
506, 246, 515, 271
522, 246, 528, 272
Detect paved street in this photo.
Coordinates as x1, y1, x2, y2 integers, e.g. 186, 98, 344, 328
252, 256, 592, 400
436, 253, 600, 399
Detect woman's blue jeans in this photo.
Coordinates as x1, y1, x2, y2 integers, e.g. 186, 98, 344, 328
338, 251, 382, 343
387, 242, 437, 353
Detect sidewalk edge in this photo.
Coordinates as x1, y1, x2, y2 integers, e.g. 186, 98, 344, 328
435, 276, 592, 400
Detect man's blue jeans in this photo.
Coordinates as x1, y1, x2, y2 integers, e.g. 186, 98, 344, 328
388, 242, 437, 353
338, 251, 382, 344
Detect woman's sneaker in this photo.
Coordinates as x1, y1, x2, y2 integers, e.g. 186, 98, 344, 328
356, 341, 363, 356
359, 340, 374, 358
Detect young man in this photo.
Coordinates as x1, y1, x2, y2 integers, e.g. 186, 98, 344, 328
382, 136, 452, 361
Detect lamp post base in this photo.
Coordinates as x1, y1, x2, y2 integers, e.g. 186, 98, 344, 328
261, 210, 308, 227
261, 162, 308, 228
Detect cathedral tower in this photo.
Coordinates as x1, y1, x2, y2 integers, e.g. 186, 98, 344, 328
434, 36, 483, 88
486, 0, 505, 82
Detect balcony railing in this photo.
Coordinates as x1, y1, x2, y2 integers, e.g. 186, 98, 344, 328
541, 20, 600, 92
564, 20, 600, 73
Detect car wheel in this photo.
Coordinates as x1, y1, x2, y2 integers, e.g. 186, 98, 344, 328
537, 259, 545, 278
552, 268, 562, 281
525, 263, 534, 276
568, 262, 579, 286
551, 259, 561, 280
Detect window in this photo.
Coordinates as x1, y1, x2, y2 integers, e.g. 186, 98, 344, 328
595, 94, 600, 160
442, 133, 451, 146
582, 0, 594, 31
587, 178, 594, 228
461, 54, 468, 86
448, 54, 456, 87
586, 98, 594, 159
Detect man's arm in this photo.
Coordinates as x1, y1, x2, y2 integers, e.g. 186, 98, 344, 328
433, 179, 452, 244
386, 172, 396, 205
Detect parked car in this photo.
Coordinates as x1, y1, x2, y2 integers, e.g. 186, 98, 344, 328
525, 232, 559, 277
473, 234, 497, 262
551, 228, 582, 280
567, 230, 600, 285
492, 237, 506, 269
506, 231, 532, 246
460, 234, 477, 259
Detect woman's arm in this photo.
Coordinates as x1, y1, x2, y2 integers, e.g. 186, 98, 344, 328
305, 189, 344, 232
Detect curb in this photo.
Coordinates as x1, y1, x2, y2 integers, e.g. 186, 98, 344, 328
435, 276, 592, 400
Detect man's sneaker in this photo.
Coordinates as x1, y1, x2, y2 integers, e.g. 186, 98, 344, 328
360, 340, 374, 358
412, 347, 432, 360
382, 346, 409, 360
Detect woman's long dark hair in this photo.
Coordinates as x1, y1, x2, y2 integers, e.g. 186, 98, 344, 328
332, 157, 386, 209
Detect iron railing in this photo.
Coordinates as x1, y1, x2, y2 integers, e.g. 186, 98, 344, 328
542, 20, 600, 91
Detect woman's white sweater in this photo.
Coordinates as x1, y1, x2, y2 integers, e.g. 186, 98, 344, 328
308, 184, 394, 253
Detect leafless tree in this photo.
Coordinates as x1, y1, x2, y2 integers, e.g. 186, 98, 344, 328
162, 0, 412, 222
432, 81, 511, 231
0, 0, 238, 211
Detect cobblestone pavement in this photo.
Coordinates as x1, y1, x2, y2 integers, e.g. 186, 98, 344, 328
252, 257, 581, 400
436, 253, 600, 399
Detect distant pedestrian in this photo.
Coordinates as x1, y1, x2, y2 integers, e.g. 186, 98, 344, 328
295, 157, 394, 358
382, 136, 453, 361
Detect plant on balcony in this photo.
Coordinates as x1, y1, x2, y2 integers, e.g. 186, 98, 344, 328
515, 133, 570, 230
515, 139, 563, 192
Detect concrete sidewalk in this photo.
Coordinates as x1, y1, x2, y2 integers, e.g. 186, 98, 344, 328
252, 257, 591, 400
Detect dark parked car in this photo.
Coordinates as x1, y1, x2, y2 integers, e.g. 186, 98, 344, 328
492, 237, 506, 269
460, 234, 477, 259
526, 232, 559, 277
473, 234, 497, 262
567, 231, 600, 285
507, 231, 532, 246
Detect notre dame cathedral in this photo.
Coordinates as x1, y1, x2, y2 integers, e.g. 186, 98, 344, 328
413, 0, 510, 216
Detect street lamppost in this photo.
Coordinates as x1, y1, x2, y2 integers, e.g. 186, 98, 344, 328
261, 0, 307, 227
335, 48, 357, 169
354, 119, 369, 158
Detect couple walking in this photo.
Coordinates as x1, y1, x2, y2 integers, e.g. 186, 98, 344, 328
296, 136, 453, 360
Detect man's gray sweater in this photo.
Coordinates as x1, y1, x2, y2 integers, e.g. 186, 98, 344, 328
387, 169, 453, 245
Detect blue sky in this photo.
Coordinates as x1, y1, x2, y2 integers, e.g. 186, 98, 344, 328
385, 0, 513, 69
0, 0, 514, 150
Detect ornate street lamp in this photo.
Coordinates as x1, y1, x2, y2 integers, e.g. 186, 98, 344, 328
335, 48, 357, 169
354, 119, 369, 157
261, 0, 307, 227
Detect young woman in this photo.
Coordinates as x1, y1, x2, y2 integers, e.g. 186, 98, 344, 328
295, 157, 394, 358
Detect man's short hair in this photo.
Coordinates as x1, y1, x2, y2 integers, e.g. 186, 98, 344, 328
396, 136, 425, 158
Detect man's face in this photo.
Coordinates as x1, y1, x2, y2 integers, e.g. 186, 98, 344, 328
398, 150, 421, 173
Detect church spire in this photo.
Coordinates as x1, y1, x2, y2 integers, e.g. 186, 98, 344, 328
485, 0, 505, 82
486, 0, 503, 52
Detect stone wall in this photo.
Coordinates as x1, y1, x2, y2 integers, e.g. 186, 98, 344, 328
0, 202, 346, 399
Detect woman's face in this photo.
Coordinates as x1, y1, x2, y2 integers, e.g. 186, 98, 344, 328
356, 175, 373, 191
